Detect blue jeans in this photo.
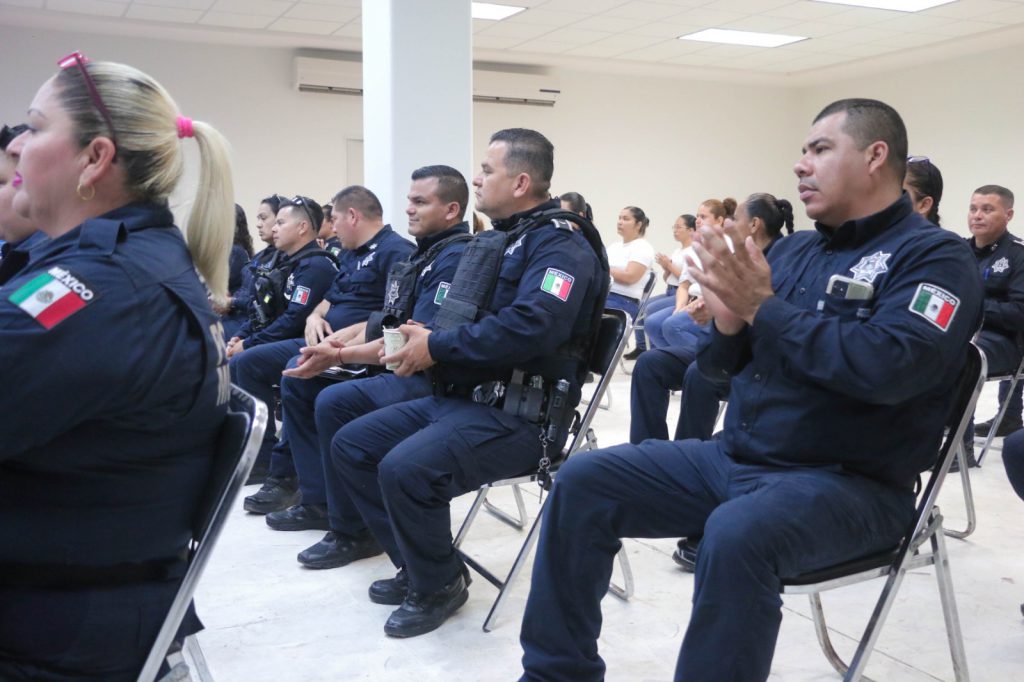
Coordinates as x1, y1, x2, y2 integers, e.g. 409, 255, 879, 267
520, 439, 914, 682
643, 295, 677, 349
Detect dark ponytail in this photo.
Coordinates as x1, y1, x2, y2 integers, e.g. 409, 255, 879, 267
746, 193, 794, 238
624, 205, 650, 235
560, 191, 593, 221
261, 193, 287, 215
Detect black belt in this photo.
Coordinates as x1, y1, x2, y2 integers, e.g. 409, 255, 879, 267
0, 554, 188, 589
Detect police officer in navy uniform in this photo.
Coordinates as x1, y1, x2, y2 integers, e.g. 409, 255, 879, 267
966, 186, 1024, 449
518, 100, 983, 682
226, 195, 336, 355
0, 55, 234, 680
318, 201, 344, 256
267, 165, 472, 542
236, 185, 415, 514
0, 124, 47, 285
324, 128, 606, 638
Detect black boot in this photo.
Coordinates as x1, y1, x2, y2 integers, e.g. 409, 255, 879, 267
672, 536, 701, 572
369, 567, 409, 605
383, 570, 471, 638
266, 503, 330, 531
297, 530, 383, 569
242, 476, 299, 514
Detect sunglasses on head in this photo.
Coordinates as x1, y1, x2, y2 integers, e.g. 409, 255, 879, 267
57, 51, 118, 146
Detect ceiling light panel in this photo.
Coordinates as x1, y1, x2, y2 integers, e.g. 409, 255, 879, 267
472, 2, 526, 21
679, 28, 808, 47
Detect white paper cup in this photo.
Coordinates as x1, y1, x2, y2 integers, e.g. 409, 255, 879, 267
382, 328, 406, 371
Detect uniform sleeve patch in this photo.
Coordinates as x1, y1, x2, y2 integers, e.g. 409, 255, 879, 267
909, 283, 959, 331
291, 286, 311, 305
433, 281, 451, 305
540, 268, 574, 301
8, 266, 97, 329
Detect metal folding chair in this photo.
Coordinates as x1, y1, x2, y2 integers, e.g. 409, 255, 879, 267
138, 385, 269, 682
976, 352, 1024, 466
453, 309, 630, 631
619, 271, 658, 376
780, 342, 984, 682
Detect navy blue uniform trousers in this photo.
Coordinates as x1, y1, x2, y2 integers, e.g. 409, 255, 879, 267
280, 371, 431, 524
976, 330, 1024, 425
230, 338, 303, 477
519, 439, 914, 682
629, 347, 724, 443
332, 396, 543, 593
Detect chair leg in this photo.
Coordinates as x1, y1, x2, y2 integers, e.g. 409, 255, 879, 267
807, 593, 851, 677
607, 544, 634, 601
931, 528, 970, 681
977, 373, 1021, 466
843, 552, 914, 681
453, 487, 490, 550
181, 635, 213, 682
482, 510, 546, 632
944, 444, 977, 540
483, 483, 529, 530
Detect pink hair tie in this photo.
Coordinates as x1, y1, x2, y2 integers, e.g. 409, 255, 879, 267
176, 115, 194, 139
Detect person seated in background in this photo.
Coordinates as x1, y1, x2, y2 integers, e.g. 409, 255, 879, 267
226, 196, 336, 358
629, 193, 793, 446
0, 123, 47, 285
559, 190, 592, 220
258, 165, 473, 537
965, 185, 1024, 461
0, 52, 234, 680
518, 98, 982, 682
237, 186, 415, 515
318, 201, 342, 255
217, 203, 254, 338
606, 205, 654, 360
643, 213, 696, 348
216, 194, 285, 346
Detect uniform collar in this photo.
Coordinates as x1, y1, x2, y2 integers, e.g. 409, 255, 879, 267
813, 192, 913, 250
968, 229, 1012, 255
355, 224, 393, 255
2, 230, 47, 255
416, 222, 469, 253
490, 198, 560, 232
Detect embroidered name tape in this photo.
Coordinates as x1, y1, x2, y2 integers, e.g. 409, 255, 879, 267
909, 283, 959, 332
540, 268, 573, 301
9, 266, 97, 329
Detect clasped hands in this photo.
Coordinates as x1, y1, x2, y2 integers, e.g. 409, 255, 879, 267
686, 223, 774, 335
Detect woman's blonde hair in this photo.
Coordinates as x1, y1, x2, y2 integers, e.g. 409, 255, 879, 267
55, 61, 234, 301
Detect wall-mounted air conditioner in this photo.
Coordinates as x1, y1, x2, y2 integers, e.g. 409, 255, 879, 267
293, 56, 560, 107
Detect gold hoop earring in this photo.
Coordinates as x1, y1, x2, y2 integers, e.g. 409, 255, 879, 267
76, 182, 95, 201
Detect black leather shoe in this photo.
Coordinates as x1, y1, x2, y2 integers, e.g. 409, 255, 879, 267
384, 571, 471, 638
245, 461, 271, 486
672, 536, 700, 572
622, 348, 645, 361
298, 530, 383, 569
242, 476, 299, 514
266, 503, 330, 531
369, 567, 409, 605
975, 418, 1024, 438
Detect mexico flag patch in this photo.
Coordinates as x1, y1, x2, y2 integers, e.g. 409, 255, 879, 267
909, 283, 958, 331
291, 286, 311, 305
9, 266, 97, 330
540, 268, 573, 301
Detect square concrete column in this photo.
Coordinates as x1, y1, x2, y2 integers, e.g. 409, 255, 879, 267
362, 0, 473, 235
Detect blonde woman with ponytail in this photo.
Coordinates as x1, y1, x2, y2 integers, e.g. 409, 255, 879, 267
0, 52, 235, 680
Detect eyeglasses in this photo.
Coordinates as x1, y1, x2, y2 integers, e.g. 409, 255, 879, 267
57, 51, 118, 145
907, 155, 931, 164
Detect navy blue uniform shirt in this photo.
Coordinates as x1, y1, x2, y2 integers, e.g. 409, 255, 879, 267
0, 202, 228, 566
324, 224, 414, 331
236, 239, 337, 346
427, 201, 603, 400
698, 194, 983, 487
970, 230, 1024, 339
0, 230, 48, 285
227, 243, 249, 293
230, 245, 277, 316
409, 222, 470, 324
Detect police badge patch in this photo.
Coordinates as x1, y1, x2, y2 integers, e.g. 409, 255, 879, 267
849, 251, 891, 283
387, 280, 401, 306
992, 257, 1010, 274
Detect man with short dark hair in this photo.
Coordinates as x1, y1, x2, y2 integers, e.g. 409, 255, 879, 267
263, 165, 473, 537
967, 185, 1024, 447
235, 186, 415, 514
327, 128, 607, 638
518, 99, 982, 681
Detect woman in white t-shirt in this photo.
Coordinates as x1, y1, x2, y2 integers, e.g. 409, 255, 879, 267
643, 214, 697, 345
605, 206, 655, 358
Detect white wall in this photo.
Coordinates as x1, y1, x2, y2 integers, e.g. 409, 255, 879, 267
796, 42, 1024, 238
3, 22, 1023, 251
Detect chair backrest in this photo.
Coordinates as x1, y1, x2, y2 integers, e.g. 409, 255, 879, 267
637, 270, 657, 314
908, 343, 986, 548
136, 385, 269, 682
563, 309, 629, 458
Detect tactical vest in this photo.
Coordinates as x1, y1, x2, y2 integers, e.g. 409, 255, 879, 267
365, 232, 473, 341
250, 248, 337, 331
433, 208, 610, 364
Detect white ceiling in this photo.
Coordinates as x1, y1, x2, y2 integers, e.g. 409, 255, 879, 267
2, 0, 1024, 83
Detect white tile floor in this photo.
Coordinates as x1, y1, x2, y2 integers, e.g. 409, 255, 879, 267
194, 369, 1024, 681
